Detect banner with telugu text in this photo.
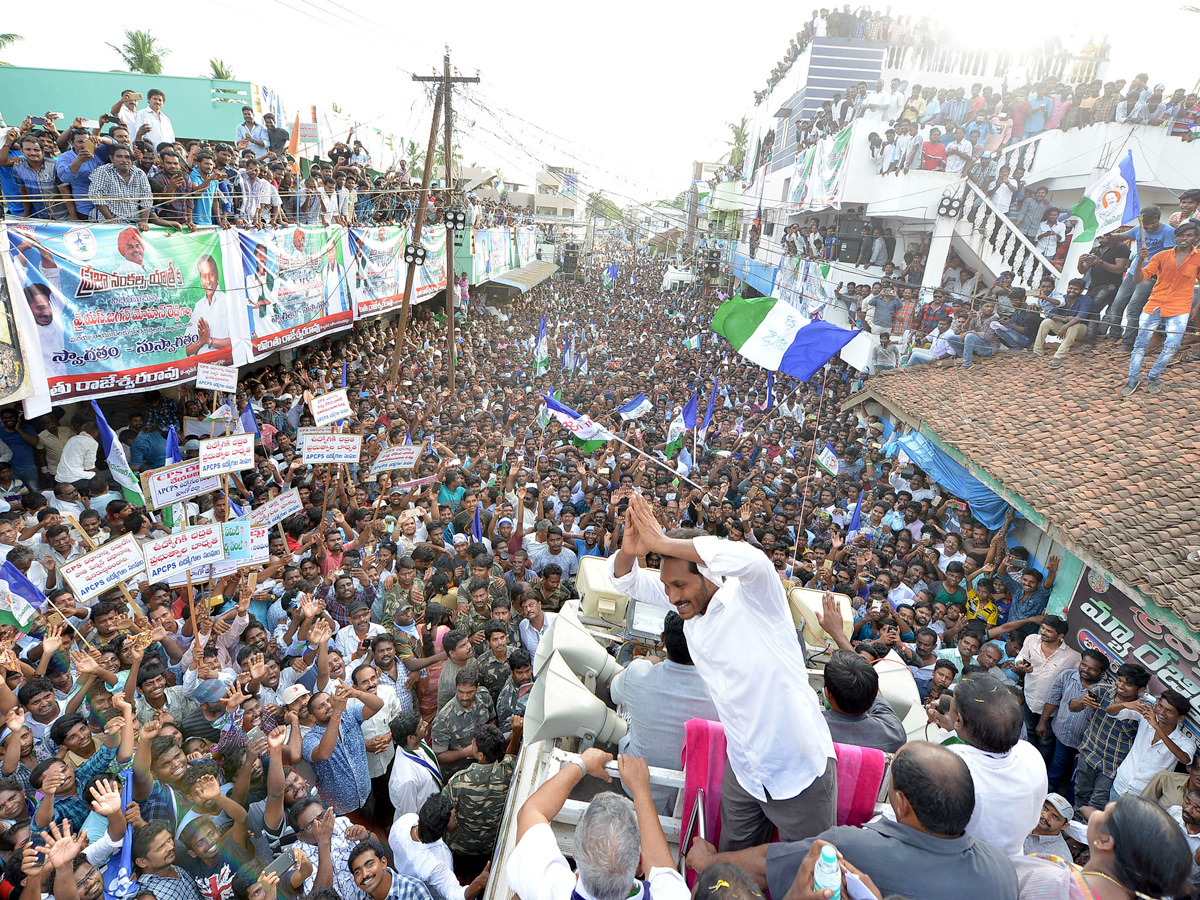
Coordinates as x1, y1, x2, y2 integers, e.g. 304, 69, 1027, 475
347, 225, 406, 319
226, 225, 354, 363
6, 220, 232, 403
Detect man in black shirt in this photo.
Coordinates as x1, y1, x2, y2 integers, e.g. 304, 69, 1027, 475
1078, 230, 1131, 341
263, 114, 290, 158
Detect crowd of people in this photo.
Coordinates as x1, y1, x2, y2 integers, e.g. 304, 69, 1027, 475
0, 93, 535, 231
0, 244, 1194, 900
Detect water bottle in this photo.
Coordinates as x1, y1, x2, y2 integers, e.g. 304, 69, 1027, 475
813, 844, 842, 900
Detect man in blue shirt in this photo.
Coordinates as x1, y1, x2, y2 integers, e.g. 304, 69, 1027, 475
55, 129, 109, 221
1032, 278, 1094, 367
0, 409, 39, 492
1107, 207, 1176, 350
234, 107, 270, 160
130, 421, 168, 471
189, 151, 223, 227
301, 684, 385, 815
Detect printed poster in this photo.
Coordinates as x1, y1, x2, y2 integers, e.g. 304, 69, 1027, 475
347, 226, 405, 318
6, 221, 233, 402
227, 225, 354, 361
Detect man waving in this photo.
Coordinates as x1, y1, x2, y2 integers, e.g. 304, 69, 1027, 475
608, 492, 836, 849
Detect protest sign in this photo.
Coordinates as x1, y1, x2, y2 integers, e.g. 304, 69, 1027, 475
221, 520, 251, 561
309, 389, 351, 427
141, 460, 221, 510
390, 475, 437, 492
211, 526, 269, 577
198, 433, 256, 476
60, 534, 146, 602
184, 416, 234, 439
195, 363, 239, 393
370, 444, 422, 474
142, 525, 226, 583
249, 488, 303, 528
302, 433, 363, 465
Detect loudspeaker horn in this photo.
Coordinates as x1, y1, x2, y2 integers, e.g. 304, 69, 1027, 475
533, 601, 623, 686
524, 651, 628, 745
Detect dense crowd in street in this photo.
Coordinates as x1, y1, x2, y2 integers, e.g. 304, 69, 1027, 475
0, 243, 1192, 900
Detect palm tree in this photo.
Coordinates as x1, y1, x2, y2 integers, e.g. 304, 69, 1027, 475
0, 33, 22, 67
725, 116, 749, 169
208, 58, 234, 80
107, 29, 168, 74
403, 139, 423, 174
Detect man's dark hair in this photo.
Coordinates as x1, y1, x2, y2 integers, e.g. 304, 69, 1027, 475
1117, 662, 1152, 689
661, 611, 692, 665
1080, 648, 1111, 672
542, 563, 562, 579
933, 659, 958, 676
484, 618, 507, 641
131, 821, 170, 869
1043, 614, 1068, 635
416, 793, 453, 843
442, 629, 468, 654
17, 677, 55, 708
890, 742, 975, 836
824, 649, 878, 716
287, 796, 326, 831
455, 668, 480, 688
953, 676, 1023, 753
474, 724, 506, 763
49, 713, 87, 748
389, 711, 421, 746
346, 838, 387, 872
1160, 689, 1192, 717
508, 648, 532, 671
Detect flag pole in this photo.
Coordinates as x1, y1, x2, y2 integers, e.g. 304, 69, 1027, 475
605, 431, 706, 492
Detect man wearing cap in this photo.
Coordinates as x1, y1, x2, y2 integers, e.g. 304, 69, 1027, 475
574, 525, 605, 560
1023, 793, 1073, 858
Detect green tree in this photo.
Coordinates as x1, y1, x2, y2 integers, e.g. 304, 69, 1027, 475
0, 34, 22, 67
107, 29, 169, 74
725, 116, 749, 169
403, 139, 423, 174
208, 58, 235, 80
663, 190, 689, 210
586, 190, 622, 222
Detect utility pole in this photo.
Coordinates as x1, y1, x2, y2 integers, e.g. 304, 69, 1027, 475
390, 86, 442, 387
413, 47, 478, 394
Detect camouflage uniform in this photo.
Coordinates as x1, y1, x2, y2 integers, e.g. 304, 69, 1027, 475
436, 656, 483, 713
455, 604, 492, 640
430, 694, 493, 779
442, 754, 517, 856
477, 649, 511, 701
380, 580, 425, 629
534, 582, 571, 612
495, 677, 531, 736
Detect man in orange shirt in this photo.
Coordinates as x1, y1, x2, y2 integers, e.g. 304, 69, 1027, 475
1122, 221, 1200, 396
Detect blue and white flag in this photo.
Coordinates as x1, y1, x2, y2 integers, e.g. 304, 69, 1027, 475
684, 334, 701, 351
165, 425, 182, 465
816, 442, 839, 476
561, 333, 572, 372
617, 394, 652, 420
102, 767, 137, 900
1068, 150, 1141, 243
471, 504, 483, 544
845, 490, 865, 541
665, 391, 698, 458
602, 263, 618, 287
699, 378, 718, 435
533, 316, 549, 376
91, 402, 145, 507
764, 371, 774, 410
238, 403, 260, 439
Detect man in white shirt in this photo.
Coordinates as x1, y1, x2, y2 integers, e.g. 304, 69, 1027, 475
1013, 615, 1080, 764
132, 89, 175, 150
946, 676, 1046, 858
861, 79, 890, 122
886, 79, 906, 122
235, 107, 271, 160
507, 750, 690, 900
55, 421, 100, 487
333, 602, 388, 662
389, 711, 443, 822
1110, 690, 1196, 801
945, 128, 974, 175
186, 255, 232, 357
323, 244, 347, 316
390, 795, 488, 900
611, 493, 836, 849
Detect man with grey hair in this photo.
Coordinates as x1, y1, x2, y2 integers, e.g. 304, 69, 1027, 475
507, 748, 689, 900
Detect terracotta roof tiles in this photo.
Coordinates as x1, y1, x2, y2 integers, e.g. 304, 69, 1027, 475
862, 345, 1200, 622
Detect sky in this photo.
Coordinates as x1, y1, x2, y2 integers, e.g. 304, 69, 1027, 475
4, 0, 1196, 208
